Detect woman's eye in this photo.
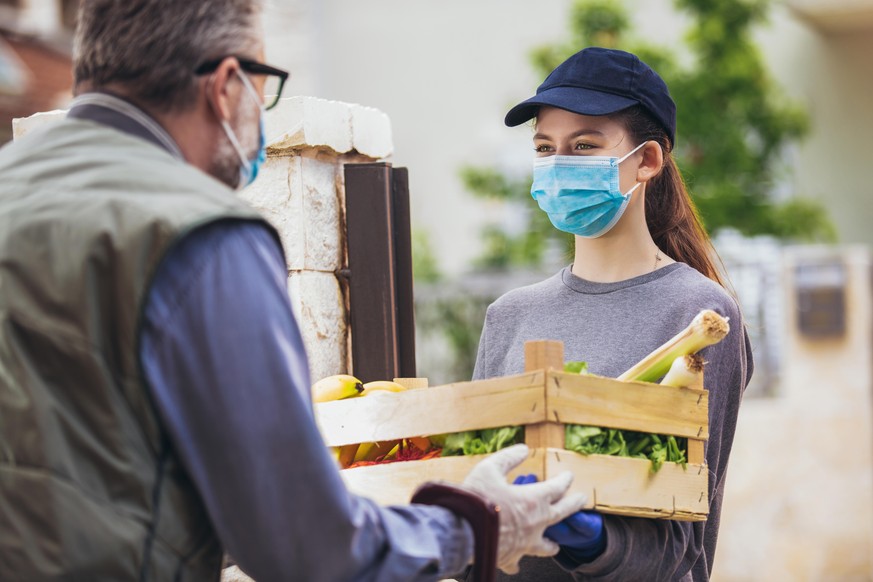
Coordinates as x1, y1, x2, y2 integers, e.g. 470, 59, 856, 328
534, 144, 554, 153
575, 142, 595, 150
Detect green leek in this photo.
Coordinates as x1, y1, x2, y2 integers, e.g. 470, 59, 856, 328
618, 310, 729, 383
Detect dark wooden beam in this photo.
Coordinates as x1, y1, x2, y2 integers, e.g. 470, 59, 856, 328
343, 162, 417, 382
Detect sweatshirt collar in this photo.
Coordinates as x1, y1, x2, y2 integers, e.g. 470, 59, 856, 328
561, 262, 684, 295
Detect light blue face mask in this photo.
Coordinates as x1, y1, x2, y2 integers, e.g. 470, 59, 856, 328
531, 141, 646, 238
220, 71, 267, 189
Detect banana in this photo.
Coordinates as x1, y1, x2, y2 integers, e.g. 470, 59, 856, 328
359, 380, 407, 397
311, 374, 364, 403
345, 382, 408, 463
332, 379, 410, 466
353, 442, 375, 462
354, 439, 401, 462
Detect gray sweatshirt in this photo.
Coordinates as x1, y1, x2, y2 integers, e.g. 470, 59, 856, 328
467, 263, 753, 582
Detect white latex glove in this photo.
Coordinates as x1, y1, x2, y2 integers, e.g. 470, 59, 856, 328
462, 443, 588, 574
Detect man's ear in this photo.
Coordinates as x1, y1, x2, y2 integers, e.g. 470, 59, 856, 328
636, 141, 665, 183
204, 57, 242, 122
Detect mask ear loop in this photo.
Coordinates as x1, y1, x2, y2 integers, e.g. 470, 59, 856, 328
618, 141, 650, 197
219, 70, 265, 179
623, 181, 643, 197
617, 140, 648, 164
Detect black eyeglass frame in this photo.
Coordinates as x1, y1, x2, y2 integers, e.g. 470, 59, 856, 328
195, 56, 289, 111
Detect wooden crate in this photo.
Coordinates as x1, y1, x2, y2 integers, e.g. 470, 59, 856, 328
314, 341, 709, 521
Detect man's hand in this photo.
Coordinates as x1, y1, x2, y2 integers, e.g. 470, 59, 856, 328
462, 444, 587, 574
514, 473, 606, 563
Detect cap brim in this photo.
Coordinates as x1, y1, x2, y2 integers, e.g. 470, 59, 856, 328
504, 86, 640, 127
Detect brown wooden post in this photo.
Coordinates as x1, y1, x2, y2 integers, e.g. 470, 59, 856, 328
391, 167, 417, 379
524, 340, 566, 449
343, 163, 417, 383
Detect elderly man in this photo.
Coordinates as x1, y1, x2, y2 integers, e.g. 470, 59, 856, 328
0, 1, 586, 580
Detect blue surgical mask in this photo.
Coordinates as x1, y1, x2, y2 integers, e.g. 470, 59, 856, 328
220, 71, 267, 189
531, 141, 646, 238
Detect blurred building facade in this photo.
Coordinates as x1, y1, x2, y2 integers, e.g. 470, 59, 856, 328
715, 245, 873, 581
0, 0, 74, 143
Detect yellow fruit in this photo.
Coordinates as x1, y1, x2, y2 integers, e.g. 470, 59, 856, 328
336, 380, 409, 466
353, 442, 376, 462
354, 440, 401, 462
359, 380, 407, 397
383, 442, 401, 460
311, 374, 363, 403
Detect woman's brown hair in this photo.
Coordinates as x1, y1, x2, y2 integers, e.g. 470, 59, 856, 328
613, 105, 726, 288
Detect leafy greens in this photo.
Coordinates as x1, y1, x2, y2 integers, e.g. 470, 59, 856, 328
440, 426, 524, 457
564, 424, 687, 473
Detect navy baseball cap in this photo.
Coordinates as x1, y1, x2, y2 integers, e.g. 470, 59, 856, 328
505, 47, 677, 145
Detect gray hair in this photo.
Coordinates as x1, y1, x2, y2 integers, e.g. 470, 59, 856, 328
74, 0, 264, 112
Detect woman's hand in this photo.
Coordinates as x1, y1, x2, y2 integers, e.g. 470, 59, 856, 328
513, 473, 606, 563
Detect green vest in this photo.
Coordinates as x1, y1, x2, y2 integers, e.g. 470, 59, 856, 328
0, 119, 279, 580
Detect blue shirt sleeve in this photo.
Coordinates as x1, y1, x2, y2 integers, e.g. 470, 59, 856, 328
140, 220, 473, 582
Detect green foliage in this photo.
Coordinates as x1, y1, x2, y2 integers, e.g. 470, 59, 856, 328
411, 229, 442, 283
668, 0, 818, 237
464, 0, 835, 268
459, 166, 573, 269
767, 198, 837, 242
415, 292, 492, 382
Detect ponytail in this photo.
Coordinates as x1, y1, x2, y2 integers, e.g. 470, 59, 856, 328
613, 106, 726, 288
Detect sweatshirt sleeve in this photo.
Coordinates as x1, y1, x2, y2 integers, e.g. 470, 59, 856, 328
472, 305, 496, 381
557, 298, 752, 581
139, 220, 473, 582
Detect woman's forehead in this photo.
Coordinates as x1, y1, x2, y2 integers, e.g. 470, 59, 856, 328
534, 106, 624, 137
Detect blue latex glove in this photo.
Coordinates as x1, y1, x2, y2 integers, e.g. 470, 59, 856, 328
513, 474, 606, 562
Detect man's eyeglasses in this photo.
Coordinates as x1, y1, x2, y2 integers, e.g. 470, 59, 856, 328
195, 57, 290, 111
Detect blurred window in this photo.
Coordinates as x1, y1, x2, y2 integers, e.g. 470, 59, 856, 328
715, 231, 784, 398
0, 39, 27, 97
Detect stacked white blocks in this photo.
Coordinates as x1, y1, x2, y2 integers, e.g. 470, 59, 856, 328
241, 96, 393, 383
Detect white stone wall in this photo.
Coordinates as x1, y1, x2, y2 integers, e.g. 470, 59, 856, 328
713, 246, 873, 581
240, 96, 392, 384
11, 109, 67, 140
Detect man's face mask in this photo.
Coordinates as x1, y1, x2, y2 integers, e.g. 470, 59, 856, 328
219, 71, 267, 189
530, 141, 646, 238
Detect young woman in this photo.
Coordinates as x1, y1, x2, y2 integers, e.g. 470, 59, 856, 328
468, 48, 754, 581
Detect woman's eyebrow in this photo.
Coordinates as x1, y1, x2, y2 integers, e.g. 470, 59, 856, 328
533, 129, 606, 140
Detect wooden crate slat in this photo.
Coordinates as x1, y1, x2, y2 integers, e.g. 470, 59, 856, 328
687, 439, 705, 465
548, 372, 709, 440
545, 449, 708, 522
524, 340, 566, 449
340, 448, 708, 521
341, 452, 544, 506
319, 345, 711, 520
315, 372, 546, 447
525, 422, 564, 449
